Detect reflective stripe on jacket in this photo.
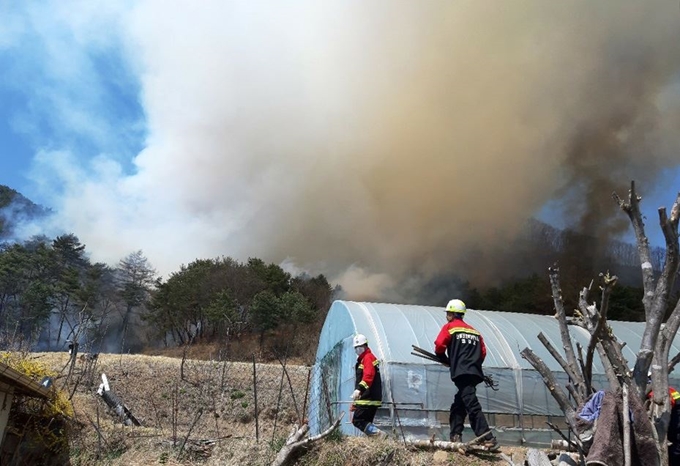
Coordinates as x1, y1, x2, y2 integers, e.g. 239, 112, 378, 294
649, 387, 680, 408
434, 317, 486, 381
354, 348, 382, 406
672, 388, 680, 406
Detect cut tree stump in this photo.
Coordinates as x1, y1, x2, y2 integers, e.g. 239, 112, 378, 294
271, 412, 345, 466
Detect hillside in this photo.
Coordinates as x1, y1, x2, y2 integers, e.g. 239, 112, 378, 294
30, 351, 527, 465
0, 184, 49, 239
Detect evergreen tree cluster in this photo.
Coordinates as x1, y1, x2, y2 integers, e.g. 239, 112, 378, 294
0, 233, 333, 357
148, 257, 333, 355
0, 233, 159, 353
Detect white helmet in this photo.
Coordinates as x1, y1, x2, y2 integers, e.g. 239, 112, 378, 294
446, 299, 467, 314
353, 334, 368, 348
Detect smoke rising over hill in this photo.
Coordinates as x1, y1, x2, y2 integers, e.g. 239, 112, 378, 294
15, 1, 680, 300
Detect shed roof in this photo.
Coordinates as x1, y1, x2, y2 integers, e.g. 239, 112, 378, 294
317, 301, 680, 373
0, 362, 50, 399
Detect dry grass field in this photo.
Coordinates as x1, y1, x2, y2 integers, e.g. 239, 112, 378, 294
29, 350, 527, 465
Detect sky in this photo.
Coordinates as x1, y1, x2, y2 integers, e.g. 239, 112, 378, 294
1, 1, 680, 300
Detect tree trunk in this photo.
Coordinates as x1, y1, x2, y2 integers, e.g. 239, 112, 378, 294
271, 412, 344, 466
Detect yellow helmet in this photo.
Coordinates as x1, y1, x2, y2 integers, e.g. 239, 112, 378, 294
445, 299, 466, 314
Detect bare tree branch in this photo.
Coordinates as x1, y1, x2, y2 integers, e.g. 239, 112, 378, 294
575, 342, 593, 394
584, 273, 618, 386
538, 333, 584, 406
575, 279, 628, 389
520, 347, 577, 430
576, 283, 618, 388
524, 183, 679, 464
406, 431, 500, 453
549, 265, 587, 400
546, 421, 585, 458
613, 181, 655, 314
668, 351, 680, 374
271, 412, 345, 466
634, 194, 680, 398
656, 195, 680, 350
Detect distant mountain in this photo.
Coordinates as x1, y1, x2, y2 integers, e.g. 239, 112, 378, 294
0, 185, 50, 239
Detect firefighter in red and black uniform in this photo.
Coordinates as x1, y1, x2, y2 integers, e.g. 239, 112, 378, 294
434, 299, 499, 451
351, 334, 383, 436
649, 384, 680, 466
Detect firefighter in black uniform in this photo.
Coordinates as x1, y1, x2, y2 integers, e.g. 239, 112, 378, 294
669, 386, 680, 466
434, 299, 499, 451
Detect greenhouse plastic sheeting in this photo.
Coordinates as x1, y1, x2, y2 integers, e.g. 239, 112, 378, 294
309, 300, 680, 445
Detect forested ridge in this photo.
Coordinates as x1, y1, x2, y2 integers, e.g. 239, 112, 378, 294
0, 185, 49, 239
0, 185, 661, 361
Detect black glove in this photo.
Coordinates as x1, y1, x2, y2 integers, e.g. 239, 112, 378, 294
482, 374, 499, 391
436, 353, 450, 366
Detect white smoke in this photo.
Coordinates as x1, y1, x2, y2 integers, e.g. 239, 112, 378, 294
9, 0, 680, 299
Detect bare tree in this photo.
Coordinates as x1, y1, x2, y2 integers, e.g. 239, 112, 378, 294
521, 181, 680, 465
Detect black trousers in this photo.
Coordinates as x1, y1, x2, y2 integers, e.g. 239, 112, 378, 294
352, 405, 378, 432
670, 446, 680, 466
669, 406, 680, 466
450, 374, 492, 439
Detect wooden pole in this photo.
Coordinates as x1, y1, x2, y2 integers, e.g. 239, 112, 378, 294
622, 383, 631, 466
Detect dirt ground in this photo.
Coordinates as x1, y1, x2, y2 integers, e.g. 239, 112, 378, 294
298, 437, 531, 466
31, 351, 532, 465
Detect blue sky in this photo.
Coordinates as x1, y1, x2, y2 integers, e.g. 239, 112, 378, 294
0, 3, 144, 197
0, 65, 144, 194
0, 1, 679, 292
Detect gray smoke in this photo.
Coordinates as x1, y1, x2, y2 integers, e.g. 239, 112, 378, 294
20, 0, 680, 300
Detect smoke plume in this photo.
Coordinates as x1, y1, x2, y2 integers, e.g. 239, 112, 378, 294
24, 1, 680, 300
